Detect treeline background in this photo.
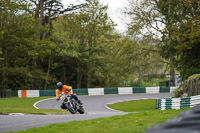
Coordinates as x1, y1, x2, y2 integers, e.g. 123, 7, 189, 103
0, 0, 200, 91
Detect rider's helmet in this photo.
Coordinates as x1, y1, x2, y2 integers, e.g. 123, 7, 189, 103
57, 82, 63, 91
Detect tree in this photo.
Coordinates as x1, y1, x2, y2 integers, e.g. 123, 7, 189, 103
158, 0, 200, 80
50, 16, 79, 85
124, 0, 171, 85
28, 0, 85, 89
100, 31, 164, 87
125, 0, 200, 84
78, 0, 115, 87
155, 0, 181, 86
0, 0, 41, 89
50, 0, 115, 88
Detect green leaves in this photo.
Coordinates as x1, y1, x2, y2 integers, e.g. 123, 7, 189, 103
125, 0, 200, 82
162, 0, 200, 80
51, 18, 79, 58
1, 0, 172, 90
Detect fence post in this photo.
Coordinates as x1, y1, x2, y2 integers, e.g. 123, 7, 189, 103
0, 89, 12, 98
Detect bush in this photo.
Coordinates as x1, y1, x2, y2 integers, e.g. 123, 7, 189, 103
174, 74, 200, 97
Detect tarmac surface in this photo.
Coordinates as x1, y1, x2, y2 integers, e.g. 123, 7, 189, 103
0, 93, 173, 132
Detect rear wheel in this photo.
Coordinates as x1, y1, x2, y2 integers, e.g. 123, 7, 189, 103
78, 106, 85, 114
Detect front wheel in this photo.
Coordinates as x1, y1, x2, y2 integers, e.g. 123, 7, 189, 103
65, 103, 76, 114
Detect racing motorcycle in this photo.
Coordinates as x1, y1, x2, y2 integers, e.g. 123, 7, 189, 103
59, 92, 85, 114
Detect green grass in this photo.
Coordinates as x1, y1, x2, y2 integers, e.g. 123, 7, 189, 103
108, 99, 156, 112
0, 97, 68, 115
5, 109, 188, 133
2, 97, 190, 133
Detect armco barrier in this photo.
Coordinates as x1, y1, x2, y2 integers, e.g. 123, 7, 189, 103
39, 90, 56, 96
88, 88, 104, 95
146, 87, 159, 94
27, 90, 39, 97
157, 95, 200, 110
104, 88, 118, 94
18, 86, 178, 98
18, 90, 39, 98
159, 87, 170, 93
133, 87, 146, 93
73, 89, 88, 95
118, 87, 132, 94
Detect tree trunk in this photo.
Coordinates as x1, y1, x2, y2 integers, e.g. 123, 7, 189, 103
44, 57, 51, 90
39, 0, 44, 26
2, 47, 8, 89
77, 61, 83, 89
87, 71, 90, 88
32, 0, 45, 90
32, 59, 38, 90
62, 63, 66, 84
77, 62, 80, 89
169, 52, 175, 86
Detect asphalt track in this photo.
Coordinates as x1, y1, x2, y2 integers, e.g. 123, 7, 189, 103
0, 93, 173, 132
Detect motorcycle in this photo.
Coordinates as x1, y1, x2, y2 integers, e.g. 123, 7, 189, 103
59, 92, 85, 114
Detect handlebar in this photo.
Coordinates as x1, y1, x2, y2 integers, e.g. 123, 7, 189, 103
59, 91, 72, 101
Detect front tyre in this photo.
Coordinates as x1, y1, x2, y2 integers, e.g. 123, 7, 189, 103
65, 103, 76, 114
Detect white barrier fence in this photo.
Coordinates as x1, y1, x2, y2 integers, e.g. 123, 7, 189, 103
157, 95, 200, 110
88, 88, 104, 95
18, 86, 178, 97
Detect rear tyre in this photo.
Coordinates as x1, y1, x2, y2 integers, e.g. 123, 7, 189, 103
78, 106, 85, 114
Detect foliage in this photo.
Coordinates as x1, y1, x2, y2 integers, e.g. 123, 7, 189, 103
2, 0, 199, 90
49, 0, 115, 88
0, 0, 116, 90
124, 0, 172, 84
131, 78, 168, 87
157, 0, 200, 80
174, 74, 200, 97
125, 0, 200, 83
0, 0, 40, 89
101, 32, 165, 87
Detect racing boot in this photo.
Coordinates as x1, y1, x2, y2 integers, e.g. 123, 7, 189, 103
77, 100, 83, 105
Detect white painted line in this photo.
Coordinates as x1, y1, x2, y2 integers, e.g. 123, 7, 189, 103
33, 98, 55, 109
104, 97, 161, 113
86, 112, 96, 114
105, 103, 120, 112
105, 99, 137, 112
8, 113, 25, 115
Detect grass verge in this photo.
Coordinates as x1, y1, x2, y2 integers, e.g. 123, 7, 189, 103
107, 99, 156, 112
0, 97, 68, 115
5, 109, 189, 133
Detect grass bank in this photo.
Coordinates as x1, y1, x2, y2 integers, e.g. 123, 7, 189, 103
0, 97, 68, 115
107, 99, 156, 112
5, 109, 188, 133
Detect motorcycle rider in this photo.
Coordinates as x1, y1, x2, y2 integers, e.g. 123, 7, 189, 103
56, 82, 82, 110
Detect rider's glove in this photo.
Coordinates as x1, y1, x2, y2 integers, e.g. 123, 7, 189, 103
66, 89, 71, 93
56, 98, 59, 101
